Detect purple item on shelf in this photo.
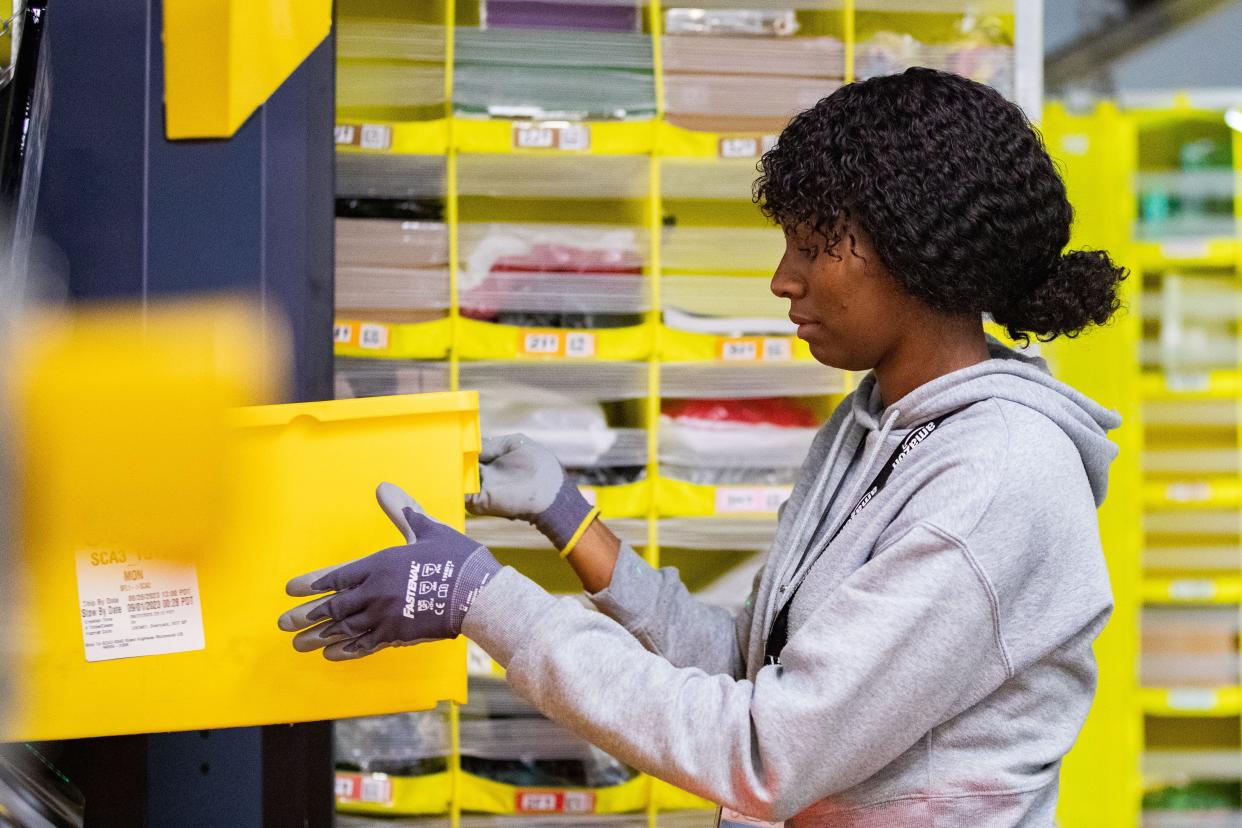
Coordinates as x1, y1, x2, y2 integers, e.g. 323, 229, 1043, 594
483, 0, 640, 33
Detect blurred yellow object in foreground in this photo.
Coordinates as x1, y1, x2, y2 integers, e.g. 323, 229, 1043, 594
5, 300, 476, 740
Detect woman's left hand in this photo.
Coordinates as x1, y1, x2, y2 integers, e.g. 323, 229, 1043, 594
277, 482, 501, 660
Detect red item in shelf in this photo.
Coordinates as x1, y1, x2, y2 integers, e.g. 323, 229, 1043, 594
662, 397, 818, 428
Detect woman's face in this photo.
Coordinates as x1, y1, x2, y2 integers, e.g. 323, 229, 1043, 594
770, 225, 915, 371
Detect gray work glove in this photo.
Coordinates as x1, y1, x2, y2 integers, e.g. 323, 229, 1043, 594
465, 433, 598, 554
277, 482, 501, 660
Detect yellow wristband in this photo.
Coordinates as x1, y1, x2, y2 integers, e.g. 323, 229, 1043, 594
558, 506, 601, 559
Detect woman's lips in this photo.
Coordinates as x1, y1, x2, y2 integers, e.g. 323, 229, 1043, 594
789, 313, 819, 339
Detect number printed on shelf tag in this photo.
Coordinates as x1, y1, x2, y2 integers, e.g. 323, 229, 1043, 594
521, 331, 562, 356
564, 331, 596, 358
515, 791, 596, 814
358, 323, 389, 350
333, 323, 355, 345
513, 122, 591, 152
519, 330, 596, 358
761, 338, 793, 361
717, 135, 777, 159
716, 486, 792, 515
334, 775, 357, 800
335, 123, 393, 151
720, 338, 760, 361
1169, 579, 1217, 601
1167, 688, 1218, 710
720, 337, 793, 362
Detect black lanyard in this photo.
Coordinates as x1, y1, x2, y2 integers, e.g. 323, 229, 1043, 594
763, 407, 967, 666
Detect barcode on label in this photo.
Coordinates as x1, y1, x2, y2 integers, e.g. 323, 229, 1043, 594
358, 323, 389, 350
1166, 482, 1211, 502
333, 323, 354, 345
1170, 579, 1216, 600
716, 486, 792, 514
1167, 689, 1218, 710
512, 123, 591, 152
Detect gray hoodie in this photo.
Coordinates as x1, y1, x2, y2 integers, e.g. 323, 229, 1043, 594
464, 341, 1119, 826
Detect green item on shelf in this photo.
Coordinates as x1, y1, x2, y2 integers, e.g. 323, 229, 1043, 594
1142, 780, 1242, 811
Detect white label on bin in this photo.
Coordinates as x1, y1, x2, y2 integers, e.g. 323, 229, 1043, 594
75, 549, 205, 662
333, 323, 354, 344
719, 137, 760, 159
762, 338, 793, 361
1166, 481, 1211, 502
716, 486, 791, 514
358, 323, 389, 350
1160, 239, 1212, 261
1167, 689, 1218, 710
564, 332, 596, 358
1165, 372, 1211, 393
1170, 579, 1217, 600
522, 331, 561, 355
721, 339, 760, 361
359, 775, 393, 804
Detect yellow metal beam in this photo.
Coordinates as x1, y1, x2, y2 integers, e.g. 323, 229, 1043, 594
163, 0, 332, 139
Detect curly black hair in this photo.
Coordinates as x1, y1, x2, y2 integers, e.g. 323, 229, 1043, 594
754, 67, 1125, 342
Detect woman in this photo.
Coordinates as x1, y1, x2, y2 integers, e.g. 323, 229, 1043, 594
279, 69, 1125, 826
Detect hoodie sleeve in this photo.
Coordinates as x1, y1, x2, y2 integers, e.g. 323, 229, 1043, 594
462, 522, 1013, 822
587, 543, 757, 678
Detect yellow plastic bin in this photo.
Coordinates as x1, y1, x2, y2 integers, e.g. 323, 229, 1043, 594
8, 306, 479, 739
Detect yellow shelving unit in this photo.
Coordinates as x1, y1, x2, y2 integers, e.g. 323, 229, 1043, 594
1046, 92, 1242, 825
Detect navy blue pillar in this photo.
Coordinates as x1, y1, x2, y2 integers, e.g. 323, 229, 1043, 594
31, 1, 336, 825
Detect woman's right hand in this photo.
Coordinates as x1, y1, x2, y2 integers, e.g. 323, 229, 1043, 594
466, 434, 599, 554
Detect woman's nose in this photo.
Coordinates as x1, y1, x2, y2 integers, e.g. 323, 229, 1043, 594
770, 257, 804, 300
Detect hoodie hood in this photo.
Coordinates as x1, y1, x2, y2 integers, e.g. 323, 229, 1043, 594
848, 338, 1121, 505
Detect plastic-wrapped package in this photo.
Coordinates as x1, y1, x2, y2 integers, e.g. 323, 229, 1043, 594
453, 28, 656, 121
483, 0, 641, 33
663, 306, 794, 337
659, 397, 817, 484
856, 31, 1013, 101
337, 154, 446, 202
336, 220, 450, 315
662, 361, 844, 399
664, 8, 799, 37
462, 678, 638, 789
1141, 607, 1240, 687
480, 393, 620, 468
337, 21, 446, 62
458, 154, 649, 201
460, 223, 648, 318
337, 63, 445, 111
1143, 448, 1241, 476
661, 226, 783, 276
335, 708, 451, 776
335, 359, 451, 399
